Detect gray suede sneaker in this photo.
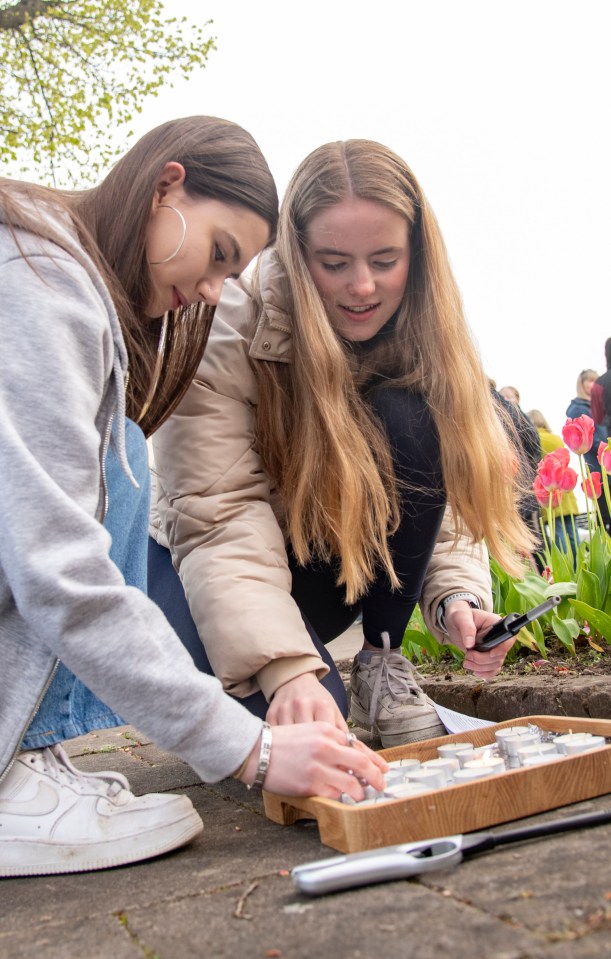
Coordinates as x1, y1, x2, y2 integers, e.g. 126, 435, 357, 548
349, 632, 447, 747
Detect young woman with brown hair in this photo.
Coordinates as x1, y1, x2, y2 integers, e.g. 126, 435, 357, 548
150, 139, 534, 749
0, 119, 387, 878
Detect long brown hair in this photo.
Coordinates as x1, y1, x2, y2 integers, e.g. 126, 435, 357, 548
254, 140, 533, 598
1, 116, 278, 436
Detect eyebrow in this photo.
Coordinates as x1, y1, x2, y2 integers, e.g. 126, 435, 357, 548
222, 232, 241, 265
222, 232, 242, 280
313, 245, 404, 257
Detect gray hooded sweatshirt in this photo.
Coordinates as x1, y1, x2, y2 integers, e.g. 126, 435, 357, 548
0, 194, 262, 783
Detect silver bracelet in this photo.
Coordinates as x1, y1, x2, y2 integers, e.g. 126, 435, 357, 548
436, 592, 480, 634
246, 722, 272, 790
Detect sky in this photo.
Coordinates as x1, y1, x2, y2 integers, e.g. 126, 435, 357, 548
52, 1, 611, 503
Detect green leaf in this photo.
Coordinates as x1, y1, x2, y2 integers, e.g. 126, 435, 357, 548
530, 619, 548, 657
544, 581, 577, 598
513, 626, 538, 652
549, 542, 575, 585
576, 568, 602, 611
402, 630, 442, 662
551, 614, 577, 654
0, 0, 216, 183
588, 527, 611, 590
569, 601, 611, 642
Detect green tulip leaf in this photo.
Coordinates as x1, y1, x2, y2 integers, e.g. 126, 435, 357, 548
550, 543, 575, 585
569, 601, 611, 642
544, 581, 576, 598
576, 568, 602, 610
530, 619, 548, 657
551, 615, 577, 653
514, 626, 538, 652
589, 528, 611, 586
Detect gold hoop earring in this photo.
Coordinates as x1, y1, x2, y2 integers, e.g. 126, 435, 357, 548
149, 205, 187, 264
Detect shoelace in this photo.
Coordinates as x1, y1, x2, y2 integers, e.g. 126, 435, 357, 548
368, 632, 427, 726
25, 743, 132, 802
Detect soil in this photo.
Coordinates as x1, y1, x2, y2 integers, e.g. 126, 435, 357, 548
335, 640, 611, 724
485, 653, 611, 679
337, 641, 611, 685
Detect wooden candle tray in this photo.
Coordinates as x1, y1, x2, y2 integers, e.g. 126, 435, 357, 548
263, 716, 611, 853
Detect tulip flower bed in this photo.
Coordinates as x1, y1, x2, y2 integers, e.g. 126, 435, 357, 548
403, 415, 611, 667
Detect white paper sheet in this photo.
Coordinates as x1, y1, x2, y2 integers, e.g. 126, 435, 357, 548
434, 703, 496, 734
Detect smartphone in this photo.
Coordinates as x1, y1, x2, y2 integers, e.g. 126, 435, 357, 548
474, 595, 561, 651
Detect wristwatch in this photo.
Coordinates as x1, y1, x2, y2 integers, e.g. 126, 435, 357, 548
436, 592, 481, 634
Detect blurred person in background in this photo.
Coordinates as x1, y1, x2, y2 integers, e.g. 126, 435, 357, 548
527, 409, 579, 559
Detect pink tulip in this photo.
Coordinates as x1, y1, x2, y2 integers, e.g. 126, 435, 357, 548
533, 474, 561, 508
536, 449, 577, 493
598, 441, 611, 473
562, 415, 595, 455
559, 466, 578, 490
581, 472, 602, 500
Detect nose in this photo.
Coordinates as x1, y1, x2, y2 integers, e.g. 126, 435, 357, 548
198, 276, 224, 307
347, 264, 375, 298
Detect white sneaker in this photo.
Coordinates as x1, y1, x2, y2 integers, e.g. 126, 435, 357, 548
0, 743, 203, 876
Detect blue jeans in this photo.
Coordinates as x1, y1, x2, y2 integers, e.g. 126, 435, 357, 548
21, 419, 150, 749
147, 537, 349, 721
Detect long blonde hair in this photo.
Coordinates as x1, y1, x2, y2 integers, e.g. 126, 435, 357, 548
254, 140, 532, 599
576, 369, 598, 400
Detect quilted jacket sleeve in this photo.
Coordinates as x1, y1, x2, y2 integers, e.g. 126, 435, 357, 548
419, 506, 493, 642
151, 280, 328, 701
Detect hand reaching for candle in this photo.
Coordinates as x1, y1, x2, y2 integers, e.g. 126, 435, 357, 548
444, 602, 514, 679
266, 672, 348, 730
238, 722, 388, 800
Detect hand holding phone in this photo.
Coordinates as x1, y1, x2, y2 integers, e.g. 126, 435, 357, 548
474, 596, 561, 651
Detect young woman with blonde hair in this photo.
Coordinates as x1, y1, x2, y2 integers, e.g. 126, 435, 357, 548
150, 139, 534, 750
0, 119, 388, 879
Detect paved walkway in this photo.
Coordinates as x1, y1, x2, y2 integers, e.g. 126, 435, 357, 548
3, 630, 611, 959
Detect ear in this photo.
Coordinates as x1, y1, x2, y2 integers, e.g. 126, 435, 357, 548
151, 162, 186, 209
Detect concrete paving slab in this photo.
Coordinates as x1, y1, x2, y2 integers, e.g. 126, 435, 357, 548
326, 623, 363, 662
2, 722, 611, 959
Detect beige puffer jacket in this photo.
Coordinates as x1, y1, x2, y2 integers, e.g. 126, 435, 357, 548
150, 253, 492, 701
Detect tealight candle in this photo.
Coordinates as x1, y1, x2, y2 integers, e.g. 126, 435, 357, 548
382, 782, 430, 800
457, 745, 500, 768
463, 755, 506, 776
553, 733, 606, 756
517, 742, 558, 765
437, 742, 474, 760
453, 766, 497, 782
362, 785, 383, 801
387, 758, 422, 772
406, 768, 447, 790
422, 758, 459, 783
496, 727, 535, 754
520, 753, 564, 767
384, 769, 410, 787
502, 733, 539, 759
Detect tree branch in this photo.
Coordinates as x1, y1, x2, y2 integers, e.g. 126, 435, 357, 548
0, 0, 56, 31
